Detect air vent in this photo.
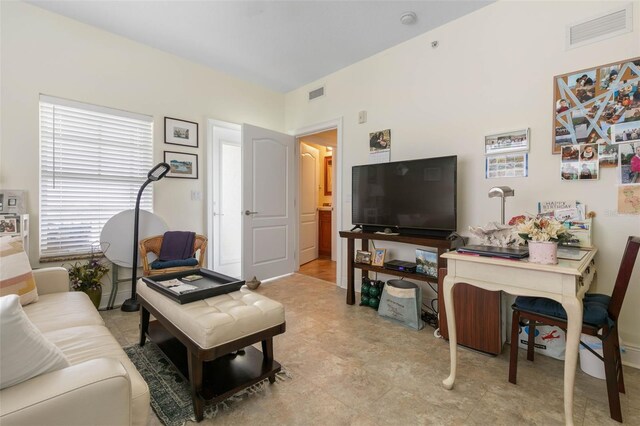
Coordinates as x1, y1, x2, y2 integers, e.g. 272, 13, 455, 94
308, 86, 325, 101
567, 3, 633, 49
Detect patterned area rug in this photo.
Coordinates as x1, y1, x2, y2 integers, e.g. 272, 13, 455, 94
124, 343, 290, 426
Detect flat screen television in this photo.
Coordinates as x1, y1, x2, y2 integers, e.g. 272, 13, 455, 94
352, 155, 457, 237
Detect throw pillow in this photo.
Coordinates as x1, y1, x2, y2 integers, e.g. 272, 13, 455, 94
0, 235, 38, 305
0, 294, 70, 389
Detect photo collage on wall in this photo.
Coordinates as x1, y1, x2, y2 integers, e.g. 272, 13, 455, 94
560, 143, 599, 180
484, 129, 529, 179
553, 58, 640, 181
553, 57, 640, 214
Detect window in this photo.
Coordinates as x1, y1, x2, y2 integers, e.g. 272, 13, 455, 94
39, 95, 153, 260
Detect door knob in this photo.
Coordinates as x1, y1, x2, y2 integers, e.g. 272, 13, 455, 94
213, 212, 225, 216
244, 210, 258, 216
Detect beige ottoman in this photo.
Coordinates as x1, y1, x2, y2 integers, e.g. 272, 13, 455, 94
137, 281, 286, 421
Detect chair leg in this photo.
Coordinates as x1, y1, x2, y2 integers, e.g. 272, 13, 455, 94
612, 327, 626, 394
509, 309, 521, 384
527, 319, 536, 362
602, 326, 623, 423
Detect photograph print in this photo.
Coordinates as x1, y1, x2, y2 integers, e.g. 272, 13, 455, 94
164, 151, 198, 179
369, 129, 391, 152
165, 117, 199, 148
612, 120, 640, 144
416, 248, 437, 277
599, 143, 619, 168
619, 143, 640, 184
355, 250, 372, 264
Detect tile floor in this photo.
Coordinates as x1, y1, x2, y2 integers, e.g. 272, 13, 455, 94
101, 274, 640, 425
298, 257, 337, 283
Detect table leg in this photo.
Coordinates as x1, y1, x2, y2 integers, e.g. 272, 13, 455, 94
139, 306, 149, 346
262, 338, 276, 383
187, 350, 204, 422
442, 276, 457, 390
346, 238, 355, 305
561, 296, 583, 426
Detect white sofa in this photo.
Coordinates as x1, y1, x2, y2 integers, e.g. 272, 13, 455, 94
0, 267, 150, 426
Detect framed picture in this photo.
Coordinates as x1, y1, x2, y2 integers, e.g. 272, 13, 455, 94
324, 156, 333, 196
355, 250, 371, 264
0, 190, 26, 214
0, 217, 18, 235
372, 248, 386, 266
416, 248, 437, 277
484, 129, 529, 155
552, 56, 640, 154
165, 117, 199, 148
164, 151, 198, 179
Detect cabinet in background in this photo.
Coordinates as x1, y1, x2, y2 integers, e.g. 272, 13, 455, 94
318, 209, 332, 257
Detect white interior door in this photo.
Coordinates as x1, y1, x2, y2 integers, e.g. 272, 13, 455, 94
242, 124, 296, 281
211, 124, 242, 278
299, 143, 319, 265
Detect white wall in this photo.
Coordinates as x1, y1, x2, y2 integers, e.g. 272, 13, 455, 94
0, 1, 284, 304
285, 1, 640, 350
0, 1, 284, 255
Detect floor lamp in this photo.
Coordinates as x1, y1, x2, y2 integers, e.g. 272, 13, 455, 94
121, 162, 171, 312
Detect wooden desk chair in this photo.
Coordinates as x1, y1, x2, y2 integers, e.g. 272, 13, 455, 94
139, 234, 208, 276
508, 236, 639, 423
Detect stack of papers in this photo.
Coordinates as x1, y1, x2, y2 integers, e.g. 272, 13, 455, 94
157, 279, 198, 294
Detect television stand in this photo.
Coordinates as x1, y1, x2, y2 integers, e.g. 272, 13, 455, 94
338, 231, 461, 305
339, 230, 503, 355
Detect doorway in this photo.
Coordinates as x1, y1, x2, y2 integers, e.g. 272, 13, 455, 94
208, 120, 242, 278
297, 129, 337, 283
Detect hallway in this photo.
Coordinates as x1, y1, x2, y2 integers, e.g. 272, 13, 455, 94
298, 257, 336, 283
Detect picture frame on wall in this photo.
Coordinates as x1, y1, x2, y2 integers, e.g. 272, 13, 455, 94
484, 129, 529, 155
164, 151, 198, 179
164, 117, 199, 148
552, 56, 640, 154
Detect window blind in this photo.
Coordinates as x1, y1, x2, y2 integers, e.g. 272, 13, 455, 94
39, 95, 153, 260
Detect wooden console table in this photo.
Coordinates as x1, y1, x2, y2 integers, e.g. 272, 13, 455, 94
339, 231, 461, 305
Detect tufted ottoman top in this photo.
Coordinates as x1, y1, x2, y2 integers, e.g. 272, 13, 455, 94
137, 280, 285, 349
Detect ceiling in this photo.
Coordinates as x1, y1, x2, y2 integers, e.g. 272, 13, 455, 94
27, 1, 493, 93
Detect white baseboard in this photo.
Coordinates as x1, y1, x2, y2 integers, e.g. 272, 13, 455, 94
622, 342, 640, 370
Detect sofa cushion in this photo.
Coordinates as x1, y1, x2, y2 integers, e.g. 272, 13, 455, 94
43, 324, 150, 426
23, 291, 104, 333
0, 295, 69, 389
0, 236, 38, 305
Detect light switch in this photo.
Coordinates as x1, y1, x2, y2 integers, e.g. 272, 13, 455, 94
358, 111, 367, 124
191, 190, 201, 201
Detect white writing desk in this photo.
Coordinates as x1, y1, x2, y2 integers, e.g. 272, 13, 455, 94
441, 249, 597, 426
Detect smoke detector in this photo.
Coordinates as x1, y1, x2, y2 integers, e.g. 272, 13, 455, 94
400, 12, 417, 25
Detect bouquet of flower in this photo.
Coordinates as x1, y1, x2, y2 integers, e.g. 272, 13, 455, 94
510, 215, 572, 243
66, 252, 109, 291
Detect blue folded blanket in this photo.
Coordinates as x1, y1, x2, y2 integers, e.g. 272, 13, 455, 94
158, 231, 196, 261
151, 258, 199, 270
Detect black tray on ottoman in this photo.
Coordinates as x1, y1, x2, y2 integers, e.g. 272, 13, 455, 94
141, 268, 244, 304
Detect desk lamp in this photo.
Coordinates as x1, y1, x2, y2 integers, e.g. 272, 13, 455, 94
488, 186, 515, 225
121, 162, 170, 312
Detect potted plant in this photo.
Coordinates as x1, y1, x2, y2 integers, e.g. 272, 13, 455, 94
66, 252, 110, 309
511, 215, 572, 264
